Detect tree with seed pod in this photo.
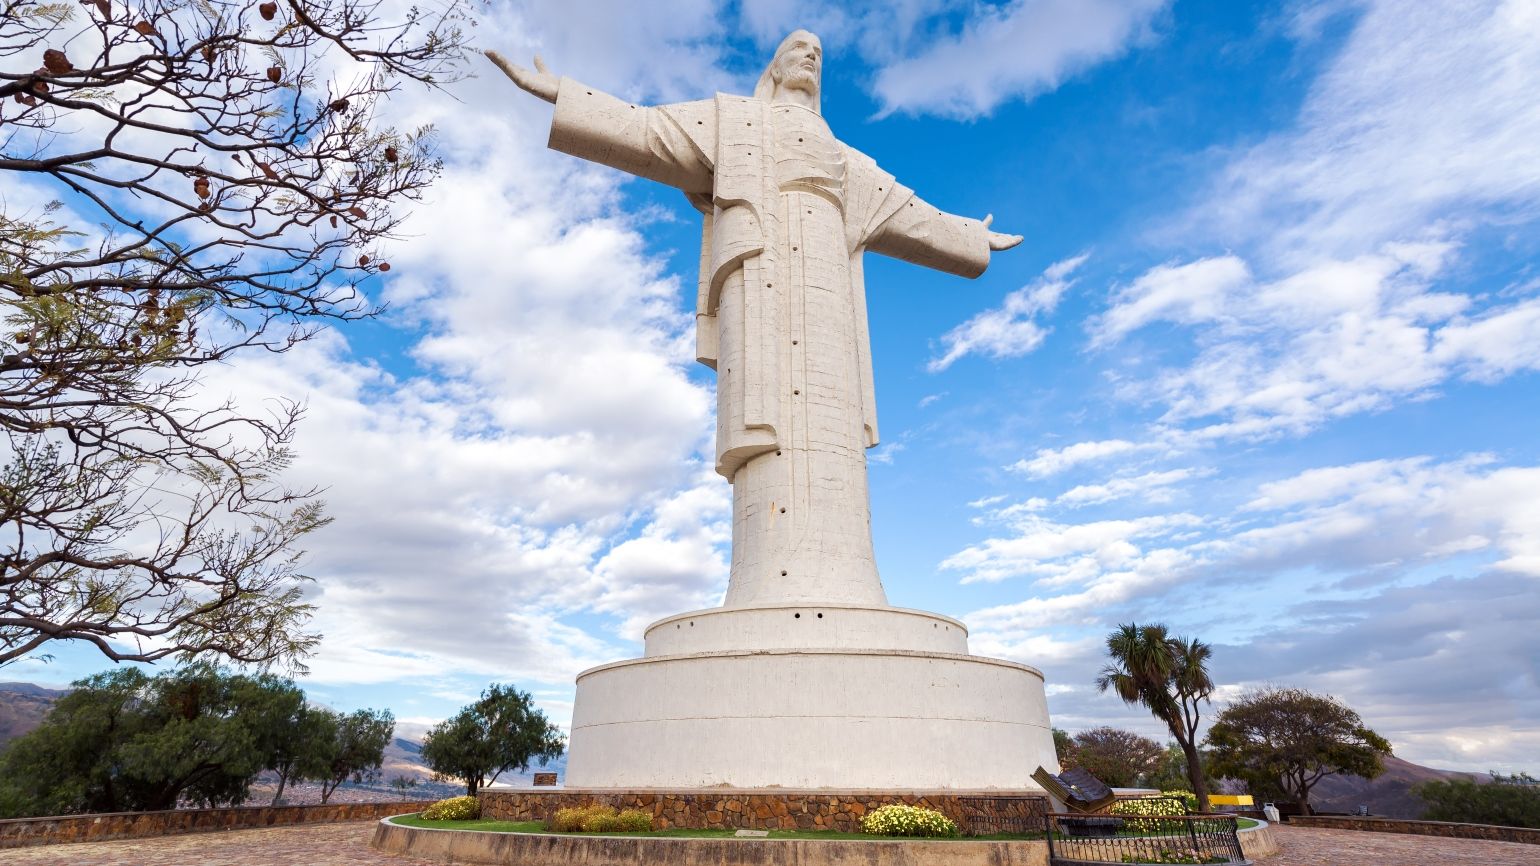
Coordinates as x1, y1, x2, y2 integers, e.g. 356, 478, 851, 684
0, 0, 472, 669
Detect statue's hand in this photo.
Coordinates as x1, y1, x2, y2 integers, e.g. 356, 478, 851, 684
982, 214, 1023, 252
484, 50, 559, 103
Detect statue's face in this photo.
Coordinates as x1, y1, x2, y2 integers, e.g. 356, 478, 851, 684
772, 32, 822, 95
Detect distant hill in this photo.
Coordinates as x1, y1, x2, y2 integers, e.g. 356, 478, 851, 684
0, 681, 66, 746
1307, 754, 1489, 818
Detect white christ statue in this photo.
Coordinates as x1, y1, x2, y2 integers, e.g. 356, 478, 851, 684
489, 31, 1021, 611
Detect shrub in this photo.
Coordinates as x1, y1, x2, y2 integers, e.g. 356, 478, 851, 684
1161, 790, 1199, 812
860, 804, 958, 838
1112, 795, 1190, 833
421, 795, 481, 821
549, 804, 652, 833
1417, 772, 1540, 829
550, 804, 602, 832
617, 810, 652, 832
1119, 850, 1225, 864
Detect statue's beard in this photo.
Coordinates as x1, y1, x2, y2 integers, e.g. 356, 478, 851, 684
779, 65, 819, 95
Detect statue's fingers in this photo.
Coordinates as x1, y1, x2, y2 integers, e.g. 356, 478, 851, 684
988, 231, 1024, 251
484, 50, 524, 84
983, 213, 994, 228
534, 54, 551, 75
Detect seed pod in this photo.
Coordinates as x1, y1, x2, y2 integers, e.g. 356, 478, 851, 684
15, 333, 30, 344
329, 98, 349, 112
348, 206, 366, 219
384, 146, 398, 163
378, 262, 391, 272
259, 1, 277, 20
94, 0, 110, 18
329, 215, 338, 228
201, 44, 215, 63
358, 255, 370, 266
193, 177, 211, 198
14, 93, 37, 106
133, 20, 157, 36
257, 162, 278, 180
43, 49, 74, 74
267, 66, 282, 84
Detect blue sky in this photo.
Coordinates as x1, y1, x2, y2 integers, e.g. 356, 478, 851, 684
10, 0, 1539, 774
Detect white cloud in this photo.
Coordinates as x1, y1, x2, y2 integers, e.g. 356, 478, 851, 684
942, 512, 1201, 586
1055, 468, 1198, 507
928, 253, 1084, 371
957, 453, 1540, 632
156, 1, 742, 699
1199, 0, 1540, 261
1090, 256, 1250, 347
956, 455, 1540, 769
1007, 438, 1151, 478
1098, 241, 1540, 440
870, 0, 1170, 119
1087, 2, 1540, 442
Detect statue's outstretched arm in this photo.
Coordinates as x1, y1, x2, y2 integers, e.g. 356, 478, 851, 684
866, 193, 1020, 279
483, 50, 714, 194
484, 51, 558, 103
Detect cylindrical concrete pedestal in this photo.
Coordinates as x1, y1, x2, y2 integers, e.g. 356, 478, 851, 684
564, 643, 1056, 789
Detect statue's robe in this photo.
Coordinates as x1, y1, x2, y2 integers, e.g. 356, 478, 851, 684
548, 78, 991, 607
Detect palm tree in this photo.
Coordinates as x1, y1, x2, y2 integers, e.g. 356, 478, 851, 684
1096, 623, 1216, 811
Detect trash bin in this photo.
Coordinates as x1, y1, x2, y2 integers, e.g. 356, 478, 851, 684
1262, 803, 1281, 823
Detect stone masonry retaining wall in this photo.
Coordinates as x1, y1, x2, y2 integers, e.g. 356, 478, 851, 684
1290, 815, 1540, 845
478, 788, 1049, 833
373, 819, 1051, 866
0, 801, 426, 849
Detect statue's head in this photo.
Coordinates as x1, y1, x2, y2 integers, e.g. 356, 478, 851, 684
755, 30, 822, 112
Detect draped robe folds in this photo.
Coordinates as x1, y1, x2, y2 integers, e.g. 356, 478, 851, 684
548, 77, 991, 608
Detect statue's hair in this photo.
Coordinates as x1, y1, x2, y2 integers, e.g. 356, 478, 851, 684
754, 30, 821, 114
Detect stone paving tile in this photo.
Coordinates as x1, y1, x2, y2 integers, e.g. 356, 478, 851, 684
6, 818, 1540, 865
1267, 823, 1540, 866
0, 821, 433, 866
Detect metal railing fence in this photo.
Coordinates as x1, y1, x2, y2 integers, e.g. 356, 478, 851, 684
1045, 812, 1248, 864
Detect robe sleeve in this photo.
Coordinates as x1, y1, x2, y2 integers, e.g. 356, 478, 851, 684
865, 192, 993, 279
546, 77, 715, 194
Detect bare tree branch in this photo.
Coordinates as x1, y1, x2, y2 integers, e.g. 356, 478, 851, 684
0, 0, 472, 668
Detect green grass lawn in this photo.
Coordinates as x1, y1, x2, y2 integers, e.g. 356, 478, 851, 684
387, 814, 1040, 841
1235, 818, 1259, 830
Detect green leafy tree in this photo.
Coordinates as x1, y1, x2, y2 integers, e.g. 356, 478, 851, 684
1053, 727, 1073, 767
0, 0, 471, 670
1065, 727, 1165, 788
421, 684, 565, 795
1417, 772, 1540, 829
1146, 741, 1218, 795
388, 775, 419, 795
1205, 686, 1392, 815
0, 664, 308, 815
315, 707, 393, 803
263, 700, 334, 805
0, 667, 153, 815
1096, 622, 1216, 811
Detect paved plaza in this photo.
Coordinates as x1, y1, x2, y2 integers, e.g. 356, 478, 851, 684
5, 820, 1540, 866
1264, 823, 1540, 865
